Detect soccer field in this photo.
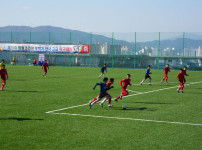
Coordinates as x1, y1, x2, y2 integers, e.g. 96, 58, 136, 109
0, 65, 202, 150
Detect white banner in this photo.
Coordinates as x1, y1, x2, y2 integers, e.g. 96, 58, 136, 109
0, 43, 90, 53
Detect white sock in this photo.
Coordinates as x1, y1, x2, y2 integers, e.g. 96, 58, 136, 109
91, 100, 97, 105
101, 98, 107, 104
149, 79, 151, 83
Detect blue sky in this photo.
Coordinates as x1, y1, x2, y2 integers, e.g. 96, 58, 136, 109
0, 0, 202, 32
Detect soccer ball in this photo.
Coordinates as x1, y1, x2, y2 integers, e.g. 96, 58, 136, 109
122, 105, 127, 110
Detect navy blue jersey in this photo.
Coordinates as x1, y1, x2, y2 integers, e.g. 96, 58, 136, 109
101, 66, 107, 73
145, 68, 150, 76
93, 82, 111, 95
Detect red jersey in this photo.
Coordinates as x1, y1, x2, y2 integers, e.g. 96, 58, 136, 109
0, 69, 8, 80
120, 78, 131, 89
163, 67, 170, 75
106, 81, 112, 93
182, 70, 188, 76
177, 73, 185, 82
33, 59, 36, 63
42, 63, 48, 70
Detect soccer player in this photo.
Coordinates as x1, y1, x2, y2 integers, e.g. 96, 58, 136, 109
140, 65, 152, 85
33, 59, 37, 66
161, 64, 171, 83
89, 77, 113, 108
92, 78, 114, 107
0, 64, 8, 91
13, 56, 16, 65
115, 74, 131, 102
0, 59, 5, 68
177, 69, 185, 93
182, 66, 188, 83
42, 60, 49, 77
98, 64, 107, 78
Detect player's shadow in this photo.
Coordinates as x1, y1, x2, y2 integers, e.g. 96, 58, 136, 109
12, 90, 39, 93
0, 118, 44, 121
111, 107, 155, 111
129, 102, 173, 104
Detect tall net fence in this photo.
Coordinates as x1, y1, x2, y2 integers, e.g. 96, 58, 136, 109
0, 32, 202, 70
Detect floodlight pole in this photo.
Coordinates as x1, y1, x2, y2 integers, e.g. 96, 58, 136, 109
134, 32, 136, 69
69, 32, 72, 44
182, 32, 185, 68
11, 31, 12, 43
90, 32, 92, 68
30, 32, 32, 43
158, 32, 160, 70
112, 32, 114, 68
49, 32, 51, 45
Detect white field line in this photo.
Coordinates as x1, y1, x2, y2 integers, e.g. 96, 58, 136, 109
127, 89, 142, 94
50, 112, 202, 126
46, 81, 201, 114
132, 82, 182, 86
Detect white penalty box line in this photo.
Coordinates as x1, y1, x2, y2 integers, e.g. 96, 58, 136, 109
46, 81, 202, 126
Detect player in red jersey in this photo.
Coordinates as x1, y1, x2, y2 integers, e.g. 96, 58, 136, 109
161, 64, 171, 83
182, 66, 188, 84
42, 60, 49, 77
33, 59, 37, 66
115, 74, 131, 102
0, 64, 8, 91
177, 69, 185, 93
91, 78, 114, 107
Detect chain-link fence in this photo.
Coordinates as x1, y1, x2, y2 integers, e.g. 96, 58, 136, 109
0, 32, 202, 70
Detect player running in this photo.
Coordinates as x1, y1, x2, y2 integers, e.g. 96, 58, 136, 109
92, 78, 114, 107
177, 69, 185, 93
161, 64, 171, 83
140, 65, 152, 85
89, 77, 114, 108
42, 60, 49, 77
115, 74, 131, 102
98, 64, 107, 78
0, 64, 8, 91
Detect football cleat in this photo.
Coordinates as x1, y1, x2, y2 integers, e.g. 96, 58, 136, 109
100, 103, 103, 107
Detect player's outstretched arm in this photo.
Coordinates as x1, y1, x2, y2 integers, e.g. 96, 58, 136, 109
93, 83, 100, 90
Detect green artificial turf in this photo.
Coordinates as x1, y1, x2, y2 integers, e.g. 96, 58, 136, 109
0, 65, 201, 150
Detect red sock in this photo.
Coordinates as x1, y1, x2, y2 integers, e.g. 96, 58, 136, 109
1, 84, 4, 90
162, 78, 165, 81
90, 98, 97, 103
115, 96, 121, 100
108, 98, 111, 104
121, 93, 128, 97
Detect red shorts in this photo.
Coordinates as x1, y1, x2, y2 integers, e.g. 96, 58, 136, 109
105, 93, 111, 97
179, 81, 184, 86
121, 88, 128, 95
164, 74, 168, 78
1, 79, 6, 84
44, 69, 47, 73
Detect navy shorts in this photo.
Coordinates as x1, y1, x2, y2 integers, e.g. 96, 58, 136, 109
145, 74, 151, 79
98, 93, 105, 99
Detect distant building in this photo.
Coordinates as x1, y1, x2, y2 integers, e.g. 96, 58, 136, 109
196, 46, 202, 56
90, 44, 101, 54
100, 43, 121, 55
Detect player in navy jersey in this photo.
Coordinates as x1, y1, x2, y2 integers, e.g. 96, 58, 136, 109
89, 77, 114, 108
92, 78, 114, 107
140, 65, 152, 85
98, 64, 107, 78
